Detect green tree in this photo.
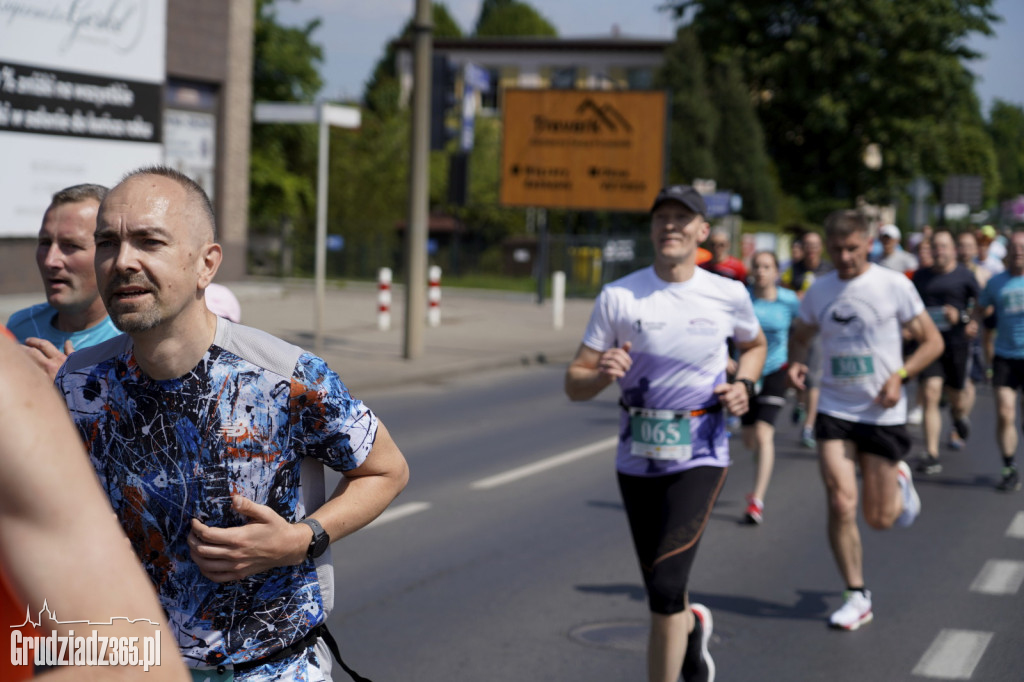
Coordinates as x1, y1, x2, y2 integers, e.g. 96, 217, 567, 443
666, 0, 1000, 215
988, 99, 1024, 199
708, 55, 778, 221
364, 3, 463, 116
654, 26, 717, 186
475, 1, 557, 37
250, 0, 324, 267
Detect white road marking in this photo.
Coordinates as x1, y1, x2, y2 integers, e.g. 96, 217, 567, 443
1006, 511, 1024, 539
470, 436, 618, 490
969, 559, 1024, 595
366, 501, 432, 528
912, 629, 993, 679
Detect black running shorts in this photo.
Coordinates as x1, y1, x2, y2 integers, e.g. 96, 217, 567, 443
741, 366, 789, 427
992, 355, 1024, 391
919, 340, 970, 390
617, 466, 727, 615
815, 413, 911, 462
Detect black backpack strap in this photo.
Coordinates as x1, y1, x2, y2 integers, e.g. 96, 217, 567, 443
321, 626, 372, 682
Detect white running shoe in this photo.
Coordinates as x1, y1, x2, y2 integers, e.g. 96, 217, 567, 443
683, 603, 716, 682
895, 460, 921, 528
907, 405, 923, 425
829, 590, 873, 630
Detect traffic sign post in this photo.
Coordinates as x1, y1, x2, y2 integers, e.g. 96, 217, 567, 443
253, 101, 361, 354
499, 89, 667, 212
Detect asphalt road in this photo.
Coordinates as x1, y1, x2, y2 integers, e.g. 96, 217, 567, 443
323, 364, 1024, 681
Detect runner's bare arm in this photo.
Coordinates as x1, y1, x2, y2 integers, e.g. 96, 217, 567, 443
876, 310, 945, 408
901, 310, 945, 378
190, 422, 409, 582
0, 337, 188, 681
714, 329, 767, 415
786, 318, 818, 390
565, 342, 633, 401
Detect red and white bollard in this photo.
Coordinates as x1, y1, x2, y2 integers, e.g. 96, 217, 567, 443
377, 267, 392, 331
427, 265, 442, 327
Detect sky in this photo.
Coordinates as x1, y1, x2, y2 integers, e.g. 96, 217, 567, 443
275, 0, 1023, 112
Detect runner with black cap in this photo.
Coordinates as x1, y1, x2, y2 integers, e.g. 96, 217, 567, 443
566, 185, 766, 682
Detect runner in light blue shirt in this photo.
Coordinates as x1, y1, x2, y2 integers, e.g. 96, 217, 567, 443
5, 183, 119, 379
977, 231, 1024, 492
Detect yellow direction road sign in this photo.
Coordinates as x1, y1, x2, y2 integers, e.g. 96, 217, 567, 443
500, 89, 666, 212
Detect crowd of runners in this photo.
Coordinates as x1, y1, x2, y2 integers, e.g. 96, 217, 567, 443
567, 187, 1022, 682
3, 174, 1022, 682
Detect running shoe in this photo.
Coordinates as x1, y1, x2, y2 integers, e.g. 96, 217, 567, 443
743, 495, 764, 525
682, 604, 715, 682
801, 426, 816, 449
953, 416, 971, 441
895, 461, 921, 528
829, 590, 873, 631
997, 467, 1021, 493
907, 405, 923, 425
947, 433, 964, 451
915, 454, 943, 475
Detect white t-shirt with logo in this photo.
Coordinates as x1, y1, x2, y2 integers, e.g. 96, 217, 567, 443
798, 264, 924, 425
581, 266, 760, 476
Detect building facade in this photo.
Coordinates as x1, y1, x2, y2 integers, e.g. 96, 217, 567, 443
0, 0, 253, 293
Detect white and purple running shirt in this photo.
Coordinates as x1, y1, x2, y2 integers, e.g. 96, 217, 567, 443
581, 266, 760, 477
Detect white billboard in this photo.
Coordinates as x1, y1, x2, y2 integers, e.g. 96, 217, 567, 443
0, 0, 166, 237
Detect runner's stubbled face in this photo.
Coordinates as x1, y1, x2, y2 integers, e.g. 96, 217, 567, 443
1008, 232, 1024, 276
36, 200, 102, 316
650, 201, 709, 267
751, 253, 778, 289
94, 175, 206, 334
826, 230, 872, 280
931, 232, 958, 271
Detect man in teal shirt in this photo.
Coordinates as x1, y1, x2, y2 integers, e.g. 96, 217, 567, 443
4, 184, 120, 379
978, 230, 1024, 492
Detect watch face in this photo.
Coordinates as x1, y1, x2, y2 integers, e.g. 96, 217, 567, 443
311, 533, 330, 558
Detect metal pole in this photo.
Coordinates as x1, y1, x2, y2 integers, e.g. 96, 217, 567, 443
314, 103, 329, 354
404, 0, 432, 359
536, 208, 548, 304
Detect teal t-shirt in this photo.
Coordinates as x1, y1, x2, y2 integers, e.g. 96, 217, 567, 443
5, 302, 122, 350
980, 272, 1024, 359
749, 287, 800, 375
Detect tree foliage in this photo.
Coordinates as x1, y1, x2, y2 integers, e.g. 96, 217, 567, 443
363, 3, 463, 117
655, 27, 717, 186
667, 0, 1001, 216
250, 0, 323, 238
655, 27, 779, 220
475, 1, 557, 37
988, 100, 1024, 199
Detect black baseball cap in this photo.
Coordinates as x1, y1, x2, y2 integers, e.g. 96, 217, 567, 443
650, 185, 707, 216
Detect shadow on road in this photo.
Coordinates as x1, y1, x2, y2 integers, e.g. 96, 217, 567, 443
574, 582, 646, 602
688, 589, 836, 621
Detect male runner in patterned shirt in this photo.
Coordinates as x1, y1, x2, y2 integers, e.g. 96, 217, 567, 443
56, 166, 409, 680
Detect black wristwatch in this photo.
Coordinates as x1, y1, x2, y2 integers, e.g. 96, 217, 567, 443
733, 378, 756, 401
299, 518, 330, 559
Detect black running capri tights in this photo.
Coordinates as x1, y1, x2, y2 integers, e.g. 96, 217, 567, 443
617, 466, 728, 615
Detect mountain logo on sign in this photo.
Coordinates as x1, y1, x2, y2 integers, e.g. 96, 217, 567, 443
532, 99, 633, 135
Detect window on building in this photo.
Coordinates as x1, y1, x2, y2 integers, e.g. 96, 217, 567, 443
551, 67, 577, 89
480, 67, 501, 110
627, 68, 654, 90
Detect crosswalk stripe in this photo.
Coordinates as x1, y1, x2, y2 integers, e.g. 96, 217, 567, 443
969, 559, 1024, 595
470, 436, 617, 490
366, 501, 432, 528
912, 629, 993, 679
1006, 511, 1024, 539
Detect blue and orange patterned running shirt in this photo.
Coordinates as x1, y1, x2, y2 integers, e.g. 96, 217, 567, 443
55, 318, 378, 673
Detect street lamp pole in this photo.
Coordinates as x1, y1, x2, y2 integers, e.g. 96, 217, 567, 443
404, 0, 433, 360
